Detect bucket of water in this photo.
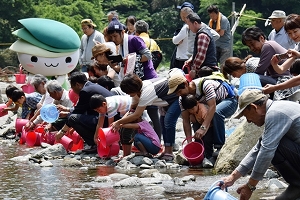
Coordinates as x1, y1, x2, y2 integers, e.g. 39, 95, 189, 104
182, 137, 204, 166
26, 131, 41, 146
238, 73, 262, 95
204, 180, 237, 200
56, 135, 73, 151
98, 127, 120, 148
15, 118, 29, 133
15, 74, 26, 84
40, 104, 59, 123
21, 84, 35, 94
0, 104, 8, 117
97, 141, 120, 158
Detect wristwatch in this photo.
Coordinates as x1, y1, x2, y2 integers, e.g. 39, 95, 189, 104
247, 183, 256, 192
200, 125, 207, 130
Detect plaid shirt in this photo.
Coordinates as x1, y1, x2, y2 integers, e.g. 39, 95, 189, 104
21, 92, 42, 119
191, 33, 210, 71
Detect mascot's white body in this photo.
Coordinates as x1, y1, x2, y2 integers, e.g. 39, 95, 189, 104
9, 18, 81, 88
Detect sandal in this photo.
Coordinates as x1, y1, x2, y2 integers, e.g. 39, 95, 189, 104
158, 153, 174, 161
135, 152, 153, 158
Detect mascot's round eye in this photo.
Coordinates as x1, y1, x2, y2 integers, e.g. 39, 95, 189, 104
31, 56, 38, 62
65, 57, 72, 63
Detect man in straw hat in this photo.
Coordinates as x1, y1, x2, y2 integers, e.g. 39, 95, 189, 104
268, 10, 295, 50
221, 89, 300, 200
79, 19, 105, 72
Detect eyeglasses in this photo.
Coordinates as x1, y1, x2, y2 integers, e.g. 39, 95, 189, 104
82, 27, 90, 31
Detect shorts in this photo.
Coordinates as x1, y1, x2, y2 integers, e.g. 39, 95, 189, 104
119, 128, 137, 145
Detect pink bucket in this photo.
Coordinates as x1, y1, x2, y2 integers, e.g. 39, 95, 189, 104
15, 118, 29, 133
46, 131, 56, 145
67, 130, 82, 144
98, 128, 120, 148
26, 131, 41, 146
21, 84, 35, 94
97, 141, 120, 158
0, 104, 8, 117
56, 135, 73, 151
14, 74, 26, 84
68, 89, 79, 106
70, 138, 84, 151
182, 138, 205, 166
19, 127, 27, 144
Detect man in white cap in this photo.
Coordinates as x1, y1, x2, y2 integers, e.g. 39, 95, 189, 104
268, 10, 295, 50
221, 89, 300, 200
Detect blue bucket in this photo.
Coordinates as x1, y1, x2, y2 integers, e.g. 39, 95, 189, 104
204, 180, 237, 200
40, 104, 59, 123
238, 73, 262, 95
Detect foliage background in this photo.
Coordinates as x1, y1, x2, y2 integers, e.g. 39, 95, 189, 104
0, 0, 299, 68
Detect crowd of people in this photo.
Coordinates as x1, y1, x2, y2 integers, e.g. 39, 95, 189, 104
1, 2, 300, 199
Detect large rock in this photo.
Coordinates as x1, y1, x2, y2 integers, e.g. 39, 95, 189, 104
215, 119, 264, 173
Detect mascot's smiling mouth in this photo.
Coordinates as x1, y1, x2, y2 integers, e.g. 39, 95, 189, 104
44, 63, 59, 67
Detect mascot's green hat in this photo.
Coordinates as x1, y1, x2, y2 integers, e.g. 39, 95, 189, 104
12, 18, 80, 53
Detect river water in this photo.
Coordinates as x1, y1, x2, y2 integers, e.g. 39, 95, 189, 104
0, 138, 284, 200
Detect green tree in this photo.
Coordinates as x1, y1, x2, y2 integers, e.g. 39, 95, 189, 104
0, 0, 36, 43
33, 0, 105, 36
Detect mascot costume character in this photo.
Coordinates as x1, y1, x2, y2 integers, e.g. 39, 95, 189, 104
9, 18, 80, 89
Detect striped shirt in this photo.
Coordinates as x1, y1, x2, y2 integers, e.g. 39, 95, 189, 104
193, 79, 227, 103
22, 92, 42, 119
105, 95, 132, 118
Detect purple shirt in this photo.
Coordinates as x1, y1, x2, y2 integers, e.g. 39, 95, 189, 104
128, 35, 158, 80
137, 121, 160, 148
256, 41, 290, 78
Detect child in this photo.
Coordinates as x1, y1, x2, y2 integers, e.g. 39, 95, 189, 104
11, 89, 42, 119
121, 111, 160, 157
290, 59, 300, 76
181, 94, 215, 166
90, 94, 135, 158
2, 85, 20, 113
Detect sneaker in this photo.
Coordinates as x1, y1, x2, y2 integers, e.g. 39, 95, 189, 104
82, 145, 97, 154
202, 157, 213, 168
275, 185, 300, 200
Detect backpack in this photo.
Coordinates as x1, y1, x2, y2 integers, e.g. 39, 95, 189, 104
149, 39, 162, 70
197, 72, 236, 99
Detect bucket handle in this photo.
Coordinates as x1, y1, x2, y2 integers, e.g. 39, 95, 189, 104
208, 180, 229, 192
182, 136, 204, 146
19, 64, 23, 74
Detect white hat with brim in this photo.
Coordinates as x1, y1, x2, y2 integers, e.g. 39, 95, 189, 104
269, 10, 286, 19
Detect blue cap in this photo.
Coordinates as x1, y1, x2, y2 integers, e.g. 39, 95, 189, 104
177, 2, 194, 10
107, 17, 124, 31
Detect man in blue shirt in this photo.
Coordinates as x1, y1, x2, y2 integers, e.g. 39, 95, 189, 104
268, 10, 295, 50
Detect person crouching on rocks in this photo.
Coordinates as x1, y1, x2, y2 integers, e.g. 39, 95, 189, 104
181, 94, 215, 167
121, 111, 161, 158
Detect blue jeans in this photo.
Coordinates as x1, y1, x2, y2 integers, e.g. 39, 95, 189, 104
213, 97, 238, 146
134, 134, 160, 155
160, 99, 181, 147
